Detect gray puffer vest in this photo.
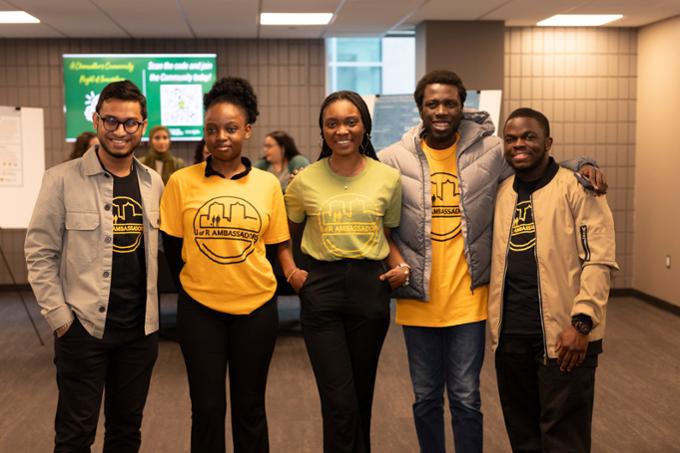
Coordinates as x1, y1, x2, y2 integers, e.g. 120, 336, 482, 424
379, 110, 511, 300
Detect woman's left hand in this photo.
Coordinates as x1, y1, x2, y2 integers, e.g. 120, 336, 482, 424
379, 265, 409, 289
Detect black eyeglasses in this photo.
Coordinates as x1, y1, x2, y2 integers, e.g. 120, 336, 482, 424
96, 114, 144, 134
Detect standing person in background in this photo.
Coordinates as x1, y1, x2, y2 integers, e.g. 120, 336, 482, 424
284, 90, 408, 453
160, 77, 294, 453
139, 125, 185, 184
255, 130, 310, 191
25, 80, 163, 452
68, 131, 99, 160
490, 108, 618, 453
378, 70, 607, 453
193, 138, 210, 164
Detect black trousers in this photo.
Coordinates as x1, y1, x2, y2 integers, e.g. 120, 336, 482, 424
177, 290, 278, 453
495, 335, 599, 453
299, 258, 392, 453
53, 318, 158, 453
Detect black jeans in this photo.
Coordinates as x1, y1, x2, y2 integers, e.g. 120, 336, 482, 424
177, 290, 278, 453
495, 335, 599, 453
53, 318, 158, 453
299, 258, 391, 453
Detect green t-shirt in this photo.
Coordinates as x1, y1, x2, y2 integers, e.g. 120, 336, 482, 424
285, 156, 402, 261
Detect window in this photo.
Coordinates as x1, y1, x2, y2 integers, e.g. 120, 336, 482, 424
326, 36, 415, 95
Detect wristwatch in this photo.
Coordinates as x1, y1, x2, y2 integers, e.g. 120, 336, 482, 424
571, 315, 593, 335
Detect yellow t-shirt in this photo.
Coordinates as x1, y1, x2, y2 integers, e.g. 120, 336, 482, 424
285, 157, 402, 261
160, 162, 290, 314
396, 138, 488, 327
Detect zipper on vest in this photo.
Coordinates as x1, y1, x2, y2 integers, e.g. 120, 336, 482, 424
455, 151, 474, 292
531, 193, 549, 365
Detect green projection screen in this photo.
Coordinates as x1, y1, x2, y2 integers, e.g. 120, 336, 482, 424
63, 54, 217, 142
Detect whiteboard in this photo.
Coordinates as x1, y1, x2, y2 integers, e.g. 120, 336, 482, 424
0, 106, 45, 229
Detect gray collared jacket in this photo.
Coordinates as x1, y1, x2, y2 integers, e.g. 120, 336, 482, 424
25, 147, 164, 339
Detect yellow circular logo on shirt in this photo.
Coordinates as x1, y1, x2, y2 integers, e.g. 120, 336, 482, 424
430, 172, 461, 242
193, 196, 262, 265
318, 193, 380, 258
112, 196, 144, 253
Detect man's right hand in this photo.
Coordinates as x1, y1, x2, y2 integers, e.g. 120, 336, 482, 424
55, 320, 73, 338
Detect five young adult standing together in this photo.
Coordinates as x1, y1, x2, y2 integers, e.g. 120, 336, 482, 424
25, 71, 613, 453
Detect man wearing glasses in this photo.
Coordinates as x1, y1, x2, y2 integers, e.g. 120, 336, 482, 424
25, 80, 164, 452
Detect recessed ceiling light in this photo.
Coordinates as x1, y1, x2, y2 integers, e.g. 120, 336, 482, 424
260, 13, 333, 26
0, 11, 40, 24
537, 14, 623, 27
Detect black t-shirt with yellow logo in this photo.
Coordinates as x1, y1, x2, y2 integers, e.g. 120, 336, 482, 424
503, 158, 559, 336
108, 164, 147, 329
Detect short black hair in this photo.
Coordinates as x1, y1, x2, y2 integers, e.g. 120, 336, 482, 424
505, 107, 551, 137
203, 77, 259, 124
266, 130, 301, 162
96, 80, 147, 119
414, 70, 466, 111
317, 90, 378, 161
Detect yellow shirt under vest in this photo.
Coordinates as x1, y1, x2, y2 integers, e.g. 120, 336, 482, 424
396, 137, 488, 327
160, 162, 290, 315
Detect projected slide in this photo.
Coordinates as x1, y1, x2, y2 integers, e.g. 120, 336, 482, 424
63, 54, 217, 141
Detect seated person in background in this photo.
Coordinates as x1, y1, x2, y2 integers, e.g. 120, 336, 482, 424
489, 107, 619, 453
193, 139, 210, 164
255, 130, 309, 191
139, 125, 185, 184
68, 131, 99, 160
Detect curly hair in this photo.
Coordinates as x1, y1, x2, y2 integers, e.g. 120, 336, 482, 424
413, 70, 467, 111
317, 91, 378, 161
203, 77, 259, 124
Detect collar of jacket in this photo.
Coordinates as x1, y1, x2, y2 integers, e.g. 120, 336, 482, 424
81, 145, 153, 187
511, 157, 559, 193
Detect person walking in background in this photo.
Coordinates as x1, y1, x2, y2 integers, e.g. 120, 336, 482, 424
489, 108, 618, 452
139, 125, 185, 184
25, 80, 163, 453
284, 90, 408, 453
378, 70, 607, 453
160, 77, 294, 453
67, 130, 98, 160
255, 130, 310, 191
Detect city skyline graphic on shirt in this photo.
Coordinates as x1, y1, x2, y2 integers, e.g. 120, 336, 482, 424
112, 196, 144, 253
193, 196, 262, 265
430, 171, 462, 242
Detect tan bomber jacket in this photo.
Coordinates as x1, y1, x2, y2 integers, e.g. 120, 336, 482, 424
488, 167, 619, 359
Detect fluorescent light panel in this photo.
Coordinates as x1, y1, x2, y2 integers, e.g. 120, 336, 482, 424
0, 11, 40, 24
537, 14, 623, 27
260, 13, 332, 26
